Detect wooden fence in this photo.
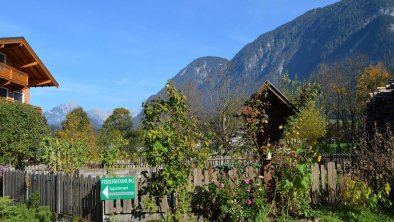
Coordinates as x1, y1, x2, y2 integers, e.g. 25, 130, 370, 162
2, 170, 102, 221
3, 160, 349, 221
2, 165, 260, 221
320, 153, 358, 172
311, 160, 355, 205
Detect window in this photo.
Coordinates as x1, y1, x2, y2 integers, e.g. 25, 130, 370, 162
13, 91, 23, 102
0, 87, 7, 98
0, 53, 6, 63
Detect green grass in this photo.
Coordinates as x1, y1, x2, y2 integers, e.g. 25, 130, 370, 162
318, 143, 352, 153
312, 207, 394, 222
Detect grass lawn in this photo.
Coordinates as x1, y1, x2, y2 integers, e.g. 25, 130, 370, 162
311, 207, 394, 222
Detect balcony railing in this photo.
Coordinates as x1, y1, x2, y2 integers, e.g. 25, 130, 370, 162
0, 62, 29, 86
0, 97, 42, 114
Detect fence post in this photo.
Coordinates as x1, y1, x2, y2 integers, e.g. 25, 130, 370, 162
311, 163, 320, 204
56, 173, 60, 214
327, 162, 336, 203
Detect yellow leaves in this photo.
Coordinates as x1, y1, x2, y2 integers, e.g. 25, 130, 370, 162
317, 155, 321, 163
356, 64, 392, 98
385, 183, 391, 196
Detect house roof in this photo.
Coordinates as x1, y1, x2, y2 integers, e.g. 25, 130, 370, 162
0, 37, 58, 87
238, 80, 296, 116
258, 80, 296, 110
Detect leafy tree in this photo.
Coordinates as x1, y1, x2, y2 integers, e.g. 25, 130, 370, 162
203, 73, 247, 156
142, 82, 210, 220
99, 129, 128, 171
0, 101, 49, 167
312, 55, 370, 146
57, 108, 99, 160
356, 64, 392, 113
98, 108, 138, 159
283, 100, 327, 148
278, 75, 327, 147
39, 137, 88, 174
101, 108, 133, 137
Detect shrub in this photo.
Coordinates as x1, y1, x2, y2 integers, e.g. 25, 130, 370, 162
0, 101, 49, 167
191, 165, 269, 222
0, 196, 53, 222
339, 176, 391, 211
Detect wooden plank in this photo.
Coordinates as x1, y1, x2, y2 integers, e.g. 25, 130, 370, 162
116, 199, 122, 214
63, 174, 67, 214
45, 173, 49, 206
87, 176, 92, 219
10, 170, 14, 198
7, 170, 10, 197
327, 162, 336, 203
203, 169, 209, 185
2, 170, 6, 197
311, 163, 320, 205
320, 164, 327, 195
104, 200, 111, 214
160, 196, 169, 212
83, 176, 88, 219
193, 168, 201, 187
68, 174, 72, 215
7, 170, 11, 197
15, 171, 19, 201
11, 171, 14, 199
56, 174, 61, 214
123, 199, 132, 213
96, 177, 102, 221
75, 175, 79, 217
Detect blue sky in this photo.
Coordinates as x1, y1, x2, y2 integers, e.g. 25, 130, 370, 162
0, 0, 339, 115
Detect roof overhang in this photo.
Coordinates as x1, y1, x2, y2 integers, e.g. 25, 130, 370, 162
235, 80, 296, 117
0, 37, 59, 87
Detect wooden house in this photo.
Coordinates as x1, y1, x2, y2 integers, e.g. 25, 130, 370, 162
0, 37, 58, 112
240, 80, 296, 149
238, 80, 296, 193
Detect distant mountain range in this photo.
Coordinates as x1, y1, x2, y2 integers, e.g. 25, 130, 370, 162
44, 102, 112, 129
134, 0, 394, 125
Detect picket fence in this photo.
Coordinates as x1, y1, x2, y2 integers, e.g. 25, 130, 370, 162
2, 160, 351, 221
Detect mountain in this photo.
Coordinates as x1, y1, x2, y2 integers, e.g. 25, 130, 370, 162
135, 0, 394, 125
44, 102, 112, 129
226, 0, 394, 94
133, 56, 229, 125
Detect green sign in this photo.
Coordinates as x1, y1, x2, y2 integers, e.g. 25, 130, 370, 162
100, 177, 135, 200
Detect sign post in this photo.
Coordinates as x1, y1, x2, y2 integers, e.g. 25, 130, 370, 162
100, 177, 136, 200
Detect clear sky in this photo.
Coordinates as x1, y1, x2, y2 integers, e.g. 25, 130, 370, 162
0, 0, 339, 115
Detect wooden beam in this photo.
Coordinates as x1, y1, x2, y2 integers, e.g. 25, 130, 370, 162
30, 79, 52, 86
3, 43, 23, 49
15, 61, 38, 69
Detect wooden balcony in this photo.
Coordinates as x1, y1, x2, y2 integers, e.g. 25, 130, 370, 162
0, 97, 42, 114
0, 62, 29, 86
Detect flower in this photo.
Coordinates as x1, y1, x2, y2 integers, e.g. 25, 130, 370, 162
258, 175, 264, 179
239, 219, 245, 222
244, 198, 252, 205
219, 183, 224, 188
317, 155, 322, 162
243, 178, 250, 184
